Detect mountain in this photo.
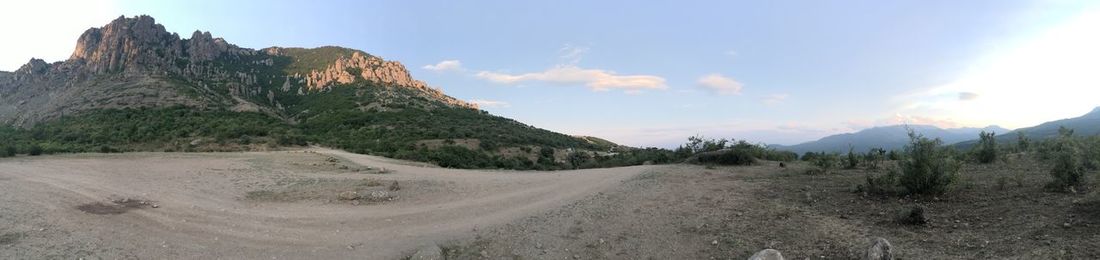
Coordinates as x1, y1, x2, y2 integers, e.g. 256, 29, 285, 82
0, 15, 619, 168
773, 124, 1010, 154
954, 106, 1100, 149
1008, 107, 1100, 139
0, 15, 473, 127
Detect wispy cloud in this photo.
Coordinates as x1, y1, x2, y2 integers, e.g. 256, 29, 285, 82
958, 92, 979, 101
475, 65, 667, 93
422, 60, 463, 72
696, 73, 743, 95
469, 99, 510, 108
762, 93, 789, 105
558, 44, 589, 64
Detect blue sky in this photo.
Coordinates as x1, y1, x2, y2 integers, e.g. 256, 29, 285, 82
3, 0, 1099, 147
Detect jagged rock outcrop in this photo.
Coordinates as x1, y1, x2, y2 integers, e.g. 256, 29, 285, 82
69, 15, 183, 74
279, 49, 476, 109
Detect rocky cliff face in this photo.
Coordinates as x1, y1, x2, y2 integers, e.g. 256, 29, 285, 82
291, 50, 475, 109
0, 15, 476, 127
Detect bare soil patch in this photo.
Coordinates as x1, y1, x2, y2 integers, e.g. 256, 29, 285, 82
445, 158, 1100, 259
0, 149, 647, 259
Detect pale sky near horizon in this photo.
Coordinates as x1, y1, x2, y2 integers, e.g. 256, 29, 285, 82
2, 0, 1099, 148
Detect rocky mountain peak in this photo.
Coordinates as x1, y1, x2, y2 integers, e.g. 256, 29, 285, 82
187, 30, 233, 62
15, 58, 49, 75
292, 49, 477, 109
68, 15, 182, 74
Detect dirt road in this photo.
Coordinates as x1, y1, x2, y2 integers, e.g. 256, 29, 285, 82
0, 149, 655, 259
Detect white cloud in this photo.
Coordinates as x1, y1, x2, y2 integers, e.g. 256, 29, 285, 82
762, 93, 789, 105
558, 44, 589, 64
957, 92, 979, 101
469, 99, 510, 108
475, 65, 667, 93
422, 60, 463, 72
696, 73, 744, 95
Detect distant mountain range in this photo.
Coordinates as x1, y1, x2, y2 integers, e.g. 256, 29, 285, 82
772, 125, 1010, 154
955, 106, 1100, 149
776, 107, 1100, 155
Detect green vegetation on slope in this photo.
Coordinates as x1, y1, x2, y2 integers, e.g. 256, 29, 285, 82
276, 46, 368, 75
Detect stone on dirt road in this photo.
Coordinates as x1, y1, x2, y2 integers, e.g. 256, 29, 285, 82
748, 249, 784, 260
865, 237, 894, 260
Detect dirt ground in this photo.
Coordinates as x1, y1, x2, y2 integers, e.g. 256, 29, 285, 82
0, 148, 650, 259
1, 150, 1097, 259
446, 156, 1100, 259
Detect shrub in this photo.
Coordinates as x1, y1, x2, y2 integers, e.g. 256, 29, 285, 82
975, 131, 997, 164
801, 151, 820, 162
0, 145, 14, 157
887, 150, 901, 161
1046, 126, 1086, 192
898, 130, 959, 195
807, 152, 838, 175
865, 148, 886, 169
1016, 131, 1030, 152
860, 168, 900, 195
28, 145, 43, 156
694, 149, 755, 166
567, 151, 591, 169
846, 146, 859, 169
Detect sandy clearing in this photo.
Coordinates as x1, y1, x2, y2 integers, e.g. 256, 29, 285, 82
0, 148, 655, 259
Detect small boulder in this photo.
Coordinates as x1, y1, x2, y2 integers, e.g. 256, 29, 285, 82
410, 244, 443, 260
388, 181, 401, 191
779, 162, 786, 168
365, 190, 390, 202
865, 237, 893, 260
337, 191, 359, 201
748, 249, 784, 260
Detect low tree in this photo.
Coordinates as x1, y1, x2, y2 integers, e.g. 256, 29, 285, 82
1016, 131, 1030, 152
865, 148, 886, 169
567, 151, 592, 169
898, 130, 959, 195
976, 131, 997, 164
1046, 126, 1086, 192
846, 145, 860, 169
887, 150, 901, 161
808, 152, 839, 174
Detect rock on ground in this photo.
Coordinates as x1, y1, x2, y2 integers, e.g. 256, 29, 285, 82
865, 237, 893, 260
748, 249, 784, 260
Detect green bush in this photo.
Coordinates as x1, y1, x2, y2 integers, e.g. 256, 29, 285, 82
859, 168, 900, 195
1016, 131, 1031, 152
975, 131, 997, 164
567, 151, 592, 169
0, 145, 14, 157
846, 146, 859, 169
694, 149, 756, 166
1046, 127, 1087, 191
898, 130, 959, 195
806, 152, 838, 175
865, 148, 886, 169
28, 145, 43, 156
